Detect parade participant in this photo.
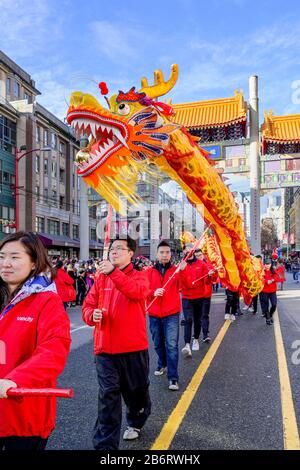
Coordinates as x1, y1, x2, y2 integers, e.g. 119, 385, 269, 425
224, 287, 239, 321
260, 258, 281, 325
82, 237, 151, 450
194, 249, 218, 343
54, 260, 76, 310
276, 259, 286, 290
0, 231, 71, 451
147, 241, 187, 391
181, 244, 214, 357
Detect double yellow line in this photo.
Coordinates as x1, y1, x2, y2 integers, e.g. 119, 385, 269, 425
151, 311, 300, 450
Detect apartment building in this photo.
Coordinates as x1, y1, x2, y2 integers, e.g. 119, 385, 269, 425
0, 49, 99, 256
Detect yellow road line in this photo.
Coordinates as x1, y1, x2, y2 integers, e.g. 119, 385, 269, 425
274, 310, 300, 450
151, 320, 231, 450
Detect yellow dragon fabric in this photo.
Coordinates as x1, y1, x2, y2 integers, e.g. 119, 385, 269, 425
67, 64, 263, 302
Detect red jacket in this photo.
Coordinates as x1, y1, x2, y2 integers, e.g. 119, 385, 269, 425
276, 265, 286, 282
82, 263, 150, 355
54, 268, 76, 302
181, 259, 211, 299
0, 293, 71, 438
147, 264, 182, 317
262, 269, 281, 293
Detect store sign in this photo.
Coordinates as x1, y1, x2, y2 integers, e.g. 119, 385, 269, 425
200, 144, 222, 160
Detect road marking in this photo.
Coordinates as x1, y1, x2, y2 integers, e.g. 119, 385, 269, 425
151, 320, 231, 450
70, 325, 90, 334
274, 310, 300, 450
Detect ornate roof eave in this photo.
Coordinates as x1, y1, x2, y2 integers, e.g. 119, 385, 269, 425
171, 90, 247, 128
261, 110, 300, 143
187, 116, 247, 130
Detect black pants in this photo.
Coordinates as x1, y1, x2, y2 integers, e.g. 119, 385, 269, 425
252, 295, 258, 313
0, 436, 48, 451
225, 289, 239, 315
182, 298, 202, 343
93, 350, 151, 451
259, 292, 277, 320
194, 298, 211, 339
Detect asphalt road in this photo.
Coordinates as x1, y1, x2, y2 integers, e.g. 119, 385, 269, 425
48, 273, 300, 450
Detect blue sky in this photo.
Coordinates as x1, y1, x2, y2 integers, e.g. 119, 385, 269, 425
1, 0, 300, 121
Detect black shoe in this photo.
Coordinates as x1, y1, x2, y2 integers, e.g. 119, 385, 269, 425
266, 320, 271, 325
270, 318, 274, 324
203, 336, 211, 343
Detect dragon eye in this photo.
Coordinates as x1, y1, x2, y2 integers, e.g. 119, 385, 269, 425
117, 103, 131, 115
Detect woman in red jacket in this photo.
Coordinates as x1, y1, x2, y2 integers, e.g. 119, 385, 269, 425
260, 259, 281, 325
54, 260, 76, 310
0, 231, 71, 451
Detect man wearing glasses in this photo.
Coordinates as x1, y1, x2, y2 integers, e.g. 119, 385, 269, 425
82, 237, 151, 450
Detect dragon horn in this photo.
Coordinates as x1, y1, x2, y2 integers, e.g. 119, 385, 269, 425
140, 64, 179, 99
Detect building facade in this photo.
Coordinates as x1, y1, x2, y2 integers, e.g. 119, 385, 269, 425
0, 50, 100, 257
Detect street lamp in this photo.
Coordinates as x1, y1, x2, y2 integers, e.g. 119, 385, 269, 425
15, 146, 51, 231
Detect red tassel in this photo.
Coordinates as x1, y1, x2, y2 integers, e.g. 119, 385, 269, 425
99, 82, 109, 95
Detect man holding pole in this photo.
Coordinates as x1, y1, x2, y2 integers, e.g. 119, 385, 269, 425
146, 241, 187, 391
82, 237, 151, 450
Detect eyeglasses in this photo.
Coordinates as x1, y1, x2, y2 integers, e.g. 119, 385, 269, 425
194, 249, 202, 254
108, 246, 130, 253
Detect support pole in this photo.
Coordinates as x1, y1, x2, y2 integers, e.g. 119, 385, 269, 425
79, 178, 89, 260
249, 75, 261, 255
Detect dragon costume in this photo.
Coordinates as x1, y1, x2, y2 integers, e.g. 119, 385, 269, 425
67, 64, 263, 301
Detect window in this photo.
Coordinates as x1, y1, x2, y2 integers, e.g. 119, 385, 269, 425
59, 168, 65, 183
59, 141, 65, 154
90, 228, 97, 241
35, 126, 40, 143
72, 224, 79, 239
44, 158, 48, 173
36, 216, 45, 232
62, 222, 69, 236
89, 206, 97, 219
36, 186, 40, 202
60, 196, 65, 209
14, 81, 20, 98
44, 129, 49, 146
44, 188, 48, 200
51, 161, 57, 177
52, 190, 57, 205
6, 77, 11, 94
35, 155, 40, 173
24, 92, 30, 102
72, 174, 75, 188
47, 219, 60, 235
51, 133, 57, 149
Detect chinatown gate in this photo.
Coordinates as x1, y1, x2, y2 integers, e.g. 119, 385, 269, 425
171, 79, 300, 255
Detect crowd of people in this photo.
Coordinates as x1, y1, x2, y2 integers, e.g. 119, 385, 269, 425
0, 230, 294, 451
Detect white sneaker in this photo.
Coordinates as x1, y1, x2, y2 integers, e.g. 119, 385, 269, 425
248, 307, 254, 313
123, 427, 140, 440
181, 343, 192, 358
224, 314, 230, 320
230, 314, 236, 321
192, 338, 199, 351
154, 367, 167, 376
168, 380, 179, 391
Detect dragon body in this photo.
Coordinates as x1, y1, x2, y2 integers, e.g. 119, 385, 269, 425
67, 64, 263, 301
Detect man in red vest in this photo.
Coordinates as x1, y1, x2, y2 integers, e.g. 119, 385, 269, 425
82, 237, 151, 450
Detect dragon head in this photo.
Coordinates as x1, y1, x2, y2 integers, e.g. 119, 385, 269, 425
66, 65, 180, 211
